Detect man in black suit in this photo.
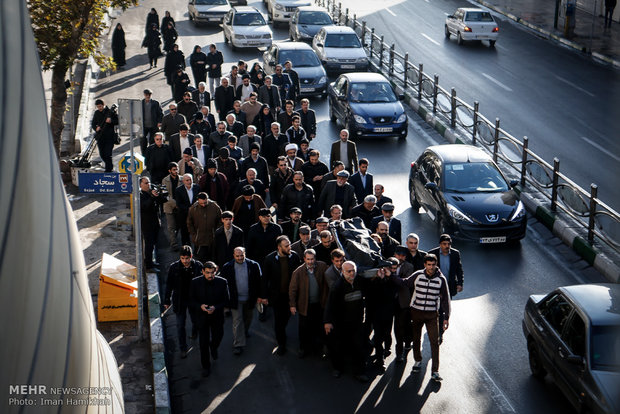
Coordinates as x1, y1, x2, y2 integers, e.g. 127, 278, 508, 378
190, 261, 230, 377
298, 99, 316, 141
261, 235, 301, 355
161, 103, 187, 139
141, 89, 163, 154
369, 203, 402, 244
374, 184, 393, 209
428, 233, 464, 343
169, 123, 195, 161
192, 82, 211, 109
329, 129, 358, 173
283, 60, 300, 103
174, 174, 201, 246
220, 247, 264, 355
318, 170, 358, 218
214, 211, 244, 268
139, 176, 167, 271
214, 77, 235, 121
349, 158, 373, 204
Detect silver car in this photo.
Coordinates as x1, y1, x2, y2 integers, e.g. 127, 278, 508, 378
289, 6, 334, 42
312, 26, 369, 72
188, 0, 231, 25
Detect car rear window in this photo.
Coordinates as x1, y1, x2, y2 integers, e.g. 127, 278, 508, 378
465, 11, 495, 22
278, 50, 320, 67
233, 12, 266, 26
591, 325, 620, 371
324, 33, 361, 48
443, 162, 508, 193
197, 0, 228, 5
348, 82, 397, 103
299, 11, 332, 25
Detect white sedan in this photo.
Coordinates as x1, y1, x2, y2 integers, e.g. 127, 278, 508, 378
222, 7, 273, 50
445, 8, 499, 47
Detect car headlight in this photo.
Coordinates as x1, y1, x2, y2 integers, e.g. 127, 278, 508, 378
396, 113, 407, 123
234, 34, 245, 39
356, 57, 368, 63
353, 115, 367, 124
509, 201, 526, 221
326, 57, 340, 62
262, 34, 272, 39
275, 3, 284, 10
318, 76, 326, 84
447, 203, 473, 223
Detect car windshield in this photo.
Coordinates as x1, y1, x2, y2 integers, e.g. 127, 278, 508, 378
196, 0, 228, 5
324, 33, 361, 48
591, 325, 620, 371
233, 12, 266, 26
443, 162, 509, 193
278, 50, 320, 67
465, 11, 495, 22
299, 11, 332, 25
348, 82, 397, 103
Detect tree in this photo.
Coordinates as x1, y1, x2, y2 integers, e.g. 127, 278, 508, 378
28, 0, 137, 158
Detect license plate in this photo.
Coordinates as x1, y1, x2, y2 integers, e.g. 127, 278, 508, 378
248, 41, 260, 45
373, 127, 393, 133
300, 87, 314, 92
341, 64, 355, 69
209, 17, 221, 21
480, 236, 506, 244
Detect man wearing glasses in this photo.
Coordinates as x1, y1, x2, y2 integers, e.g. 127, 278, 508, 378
161, 103, 186, 140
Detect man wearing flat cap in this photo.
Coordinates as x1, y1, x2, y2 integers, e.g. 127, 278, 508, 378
178, 147, 204, 183
318, 169, 357, 218
246, 208, 283, 265
231, 185, 267, 234
370, 202, 402, 244
198, 158, 229, 210
351, 194, 380, 229
280, 207, 308, 243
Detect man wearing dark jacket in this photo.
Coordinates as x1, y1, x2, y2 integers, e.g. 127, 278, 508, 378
298, 98, 316, 140
269, 156, 294, 210
262, 236, 301, 354
369, 203, 402, 244
141, 89, 163, 154
214, 77, 235, 121
175, 174, 201, 246
261, 123, 287, 169
214, 211, 244, 268
206, 43, 224, 95
139, 177, 167, 270
349, 158, 373, 203
164, 246, 204, 358
91, 99, 118, 172
145, 132, 173, 184
351, 195, 380, 230
161, 103, 186, 140
190, 262, 230, 377
246, 209, 283, 264
220, 247, 263, 354
405, 233, 427, 272
279, 207, 308, 242
177, 91, 199, 122
318, 170, 357, 218
208, 121, 233, 158
192, 82, 211, 108
301, 150, 328, 198
278, 171, 315, 221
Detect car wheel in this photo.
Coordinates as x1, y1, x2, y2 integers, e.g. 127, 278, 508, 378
328, 99, 336, 122
444, 25, 450, 39
409, 184, 420, 211
527, 341, 547, 379
457, 32, 464, 45
489, 40, 496, 47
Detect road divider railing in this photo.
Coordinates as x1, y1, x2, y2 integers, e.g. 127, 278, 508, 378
316, 0, 620, 254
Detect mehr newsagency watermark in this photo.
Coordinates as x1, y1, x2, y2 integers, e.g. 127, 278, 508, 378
8, 385, 113, 407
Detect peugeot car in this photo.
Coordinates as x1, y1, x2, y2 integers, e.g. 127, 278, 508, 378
263, 42, 327, 97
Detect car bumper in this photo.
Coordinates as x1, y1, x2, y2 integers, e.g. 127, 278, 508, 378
299, 83, 327, 96
461, 32, 498, 42
272, 12, 294, 22
232, 38, 272, 48
322, 61, 369, 72
452, 219, 527, 243
194, 14, 226, 23
349, 121, 408, 138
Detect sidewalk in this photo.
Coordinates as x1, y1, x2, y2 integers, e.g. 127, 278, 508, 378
476, 0, 620, 66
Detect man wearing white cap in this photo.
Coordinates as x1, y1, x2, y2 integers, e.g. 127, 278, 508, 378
318, 169, 357, 218
284, 143, 303, 171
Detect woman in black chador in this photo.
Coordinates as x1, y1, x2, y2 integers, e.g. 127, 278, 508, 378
190, 45, 208, 85
161, 18, 178, 54
146, 8, 159, 34
145, 23, 162, 69
111, 23, 126, 67
161, 10, 175, 32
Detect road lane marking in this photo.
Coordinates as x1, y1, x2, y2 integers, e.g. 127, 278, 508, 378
421, 33, 440, 46
555, 75, 595, 97
482, 72, 513, 92
582, 136, 620, 162
385, 7, 396, 16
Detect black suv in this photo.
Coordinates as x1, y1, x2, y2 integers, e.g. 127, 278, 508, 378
522, 284, 620, 414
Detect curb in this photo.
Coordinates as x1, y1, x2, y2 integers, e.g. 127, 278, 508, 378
473, 0, 620, 69
372, 60, 620, 284
147, 272, 171, 413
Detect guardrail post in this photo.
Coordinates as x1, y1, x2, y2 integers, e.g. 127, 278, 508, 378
418, 63, 423, 100
521, 136, 528, 186
450, 88, 456, 128
403, 53, 409, 90
551, 158, 560, 211
361, 21, 366, 46
432, 74, 439, 113
493, 118, 500, 162
369, 27, 374, 59
379, 36, 384, 68
345, 8, 349, 25
353, 13, 357, 29
472, 101, 479, 145
338, 2, 342, 21
588, 184, 598, 243
389, 44, 395, 76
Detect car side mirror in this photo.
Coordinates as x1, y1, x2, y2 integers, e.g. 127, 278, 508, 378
566, 355, 585, 366
447, 15, 453, 19
399, 94, 405, 101
425, 182, 438, 190
509, 179, 519, 188
269, 61, 276, 67
316, 42, 323, 48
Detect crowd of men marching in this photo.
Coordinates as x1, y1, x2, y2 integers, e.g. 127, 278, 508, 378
93, 33, 465, 382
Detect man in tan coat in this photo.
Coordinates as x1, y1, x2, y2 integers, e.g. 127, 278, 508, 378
187, 192, 222, 263
289, 248, 329, 358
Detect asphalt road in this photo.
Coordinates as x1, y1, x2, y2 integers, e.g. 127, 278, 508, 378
94, 1, 608, 412
333, 0, 620, 211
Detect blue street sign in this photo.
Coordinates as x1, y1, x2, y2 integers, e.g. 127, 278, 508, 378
79, 172, 133, 193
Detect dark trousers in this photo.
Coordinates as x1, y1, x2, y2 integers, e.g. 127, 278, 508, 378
198, 317, 224, 369
330, 323, 365, 374
176, 305, 197, 351
272, 297, 291, 347
411, 309, 440, 372
141, 126, 159, 155
372, 316, 393, 359
194, 245, 212, 264
298, 302, 323, 352
605, 7, 615, 27
97, 138, 114, 172
394, 305, 413, 354
143, 229, 158, 267
177, 211, 190, 245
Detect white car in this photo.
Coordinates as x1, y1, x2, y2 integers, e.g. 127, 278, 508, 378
188, 0, 231, 25
312, 26, 369, 72
223, 7, 273, 50
267, 0, 311, 27
445, 8, 499, 47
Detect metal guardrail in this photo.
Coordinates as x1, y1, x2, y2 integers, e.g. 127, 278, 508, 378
316, 0, 620, 252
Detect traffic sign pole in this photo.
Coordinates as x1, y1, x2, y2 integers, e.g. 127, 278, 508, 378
130, 103, 144, 342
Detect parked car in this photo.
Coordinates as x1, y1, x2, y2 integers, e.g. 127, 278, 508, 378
267, 0, 312, 27
328, 72, 407, 138
262, 42, 327, 97
188, 0, 232, 25
445, 8, 499, 47
522, 284, 620, 414
289, 6, 334, 42
223, 7, 272, 50
408, 144, 526, 242
312, 26, 369, 72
